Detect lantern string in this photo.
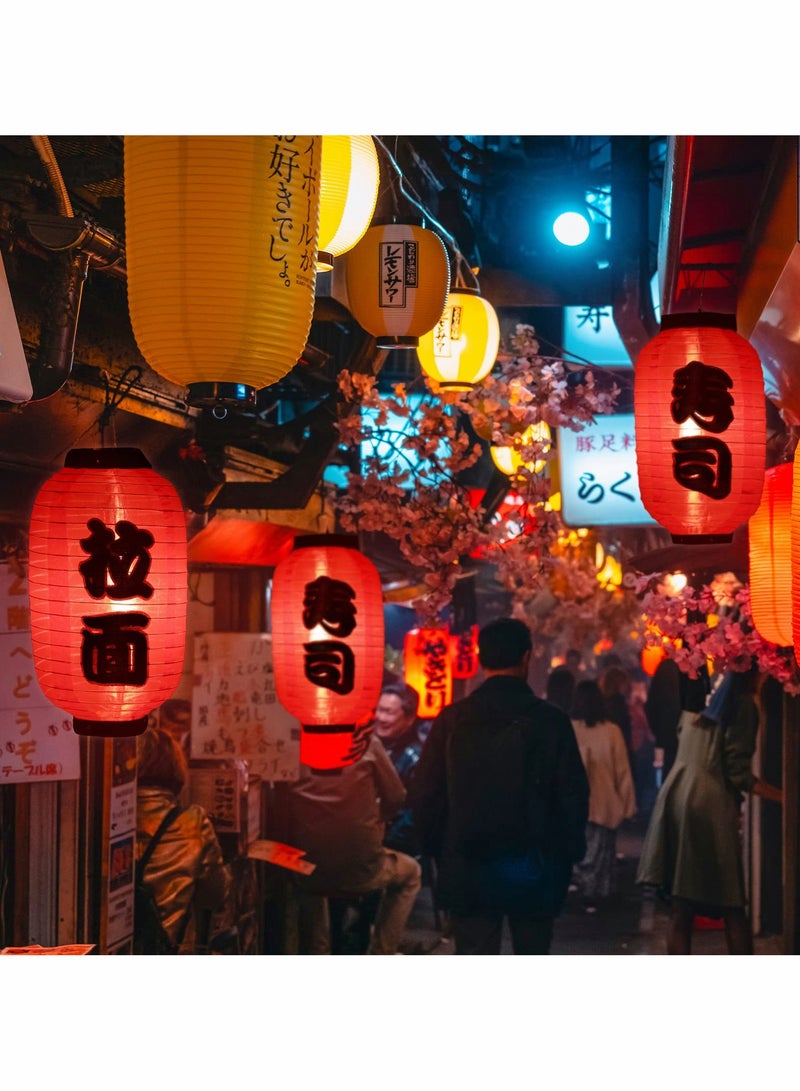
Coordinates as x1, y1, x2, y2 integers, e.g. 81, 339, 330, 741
98, 365, 143, 448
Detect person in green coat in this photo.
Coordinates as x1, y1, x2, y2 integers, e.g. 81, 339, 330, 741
637, 665, 782, 954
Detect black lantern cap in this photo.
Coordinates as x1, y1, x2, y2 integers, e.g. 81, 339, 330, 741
660, 313, 737, 332
65, 448, 151, 470
72, 715, 149, 738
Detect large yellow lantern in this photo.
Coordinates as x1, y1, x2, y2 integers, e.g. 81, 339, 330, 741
343, 221, 450, 349
124, 136, 321, 412
317, 135, 380, 271
490, 421, 552, 476
416, 287, 500, 390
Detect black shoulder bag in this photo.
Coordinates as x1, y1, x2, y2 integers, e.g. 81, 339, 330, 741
134, 805, 188, 955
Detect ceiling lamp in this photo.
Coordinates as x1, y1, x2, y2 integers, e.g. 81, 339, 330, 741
490, 421, 552, 476
749, 464, 791, 647
28, 449, 187, 737
270, 534, 385, 771
343, 221, 450, 349
404, 626, 453, 718
552, 209, 591, 247
317, 135, 380, 272
416, 287, 500, 391
124, 136, 321, 414
634, 313, 765, 542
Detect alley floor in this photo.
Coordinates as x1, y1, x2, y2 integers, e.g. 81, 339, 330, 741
396, 818, 784, 956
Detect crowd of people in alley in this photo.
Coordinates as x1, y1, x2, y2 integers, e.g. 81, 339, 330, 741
134, 612, 782, 956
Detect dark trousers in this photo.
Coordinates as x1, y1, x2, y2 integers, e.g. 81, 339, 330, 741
451, 912, 555, 954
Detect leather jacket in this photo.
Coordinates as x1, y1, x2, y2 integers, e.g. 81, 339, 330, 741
137, 787, 231, 952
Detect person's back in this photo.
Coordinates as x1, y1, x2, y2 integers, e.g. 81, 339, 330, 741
135, 728, 231, 954
411, 617, 589, 954
288, 733, 422, 954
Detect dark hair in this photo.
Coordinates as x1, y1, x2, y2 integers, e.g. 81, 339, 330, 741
600, 665, 631, 698
546, 665, 575, 714
380, 682, 419, 719
478, 617, 532, 671
570, 679, 606, 727
137, 726, 188, 796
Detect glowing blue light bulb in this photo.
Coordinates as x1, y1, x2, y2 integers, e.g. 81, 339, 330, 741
553, 211, 591, 247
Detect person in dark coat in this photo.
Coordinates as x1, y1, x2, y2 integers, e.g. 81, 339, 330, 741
409, 617, 589, 955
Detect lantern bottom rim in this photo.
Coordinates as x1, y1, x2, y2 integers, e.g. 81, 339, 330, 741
670, 533, 735, 545
376, 336, 419, 349
186, 382, 258, 414
73, 715, 149, 738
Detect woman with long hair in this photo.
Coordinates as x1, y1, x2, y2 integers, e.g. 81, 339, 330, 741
570, 678, 636, 912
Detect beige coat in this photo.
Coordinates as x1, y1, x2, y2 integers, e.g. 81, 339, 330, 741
571, 719, 636, 830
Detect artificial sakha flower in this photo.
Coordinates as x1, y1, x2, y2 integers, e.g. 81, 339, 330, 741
332, 323, 619, 624
639, 579, 800, 695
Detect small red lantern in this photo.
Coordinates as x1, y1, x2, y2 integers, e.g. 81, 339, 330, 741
404, 627, 453, 717
634, 313, 765, 542
449, 625, 479, 680
641, 644, 666, 677
270, 534, 385, 770
342, 221, 450, 349
749, 463, 791, 647
28, 448, 187, 737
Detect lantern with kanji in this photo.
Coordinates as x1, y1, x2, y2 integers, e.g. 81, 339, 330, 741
634, 313, 765, 542
404, 627, 453, 717
124, 135, 321, 412
449, 625, 479, 680
270, 535, 385, 770
28, 448, 187, 737
416, 287, 499, 390
749, 463, 791, 647
343, 221, 450, 349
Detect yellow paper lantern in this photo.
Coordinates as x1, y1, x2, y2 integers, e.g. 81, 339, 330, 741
490, 421, 552, 476
124, 136, 321, 411
416, 287, 500, 390
317, 135, 380, 271
343, 222, 450, 349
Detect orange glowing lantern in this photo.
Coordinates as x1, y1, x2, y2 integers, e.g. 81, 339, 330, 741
634, 313, 765, 542
790, 448, 800, 662
28, 449, 187, 737
404, 627, 453, 717
416, 287, 500, 390
641, 644, 667, 677
449, 625, 479, 680
343, 222, 450, 349
270, 535, 385, 770
749, 463, 792, 647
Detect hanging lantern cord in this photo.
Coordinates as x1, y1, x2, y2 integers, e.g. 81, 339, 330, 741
98, 365, 143, 447
373, 137, 479, 290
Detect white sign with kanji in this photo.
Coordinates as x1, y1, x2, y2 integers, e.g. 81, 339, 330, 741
0, 562, 80, 783
190, 632, 300, 782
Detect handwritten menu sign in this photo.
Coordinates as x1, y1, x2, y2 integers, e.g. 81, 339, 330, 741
0, 562, 80, 784
190, 632, 300, 782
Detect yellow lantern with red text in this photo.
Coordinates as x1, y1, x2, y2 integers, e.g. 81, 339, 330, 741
634, 313, 765, 542
749, 463, 792, 647
317, 135, 380, 271
28, 448, 187, 737
416, 288, 500, 390
449, 625, 479, 680
343, 222, 450, 349
270, 535, 385, 770
124, 135, 321, 412
404, 627, 453, 717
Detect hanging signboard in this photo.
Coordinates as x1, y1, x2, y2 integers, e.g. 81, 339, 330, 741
190, 632, 300, 782
558, 413, 657, 528
0, 561, 80, 783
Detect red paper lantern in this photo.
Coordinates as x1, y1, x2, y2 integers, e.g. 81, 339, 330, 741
634, 313, 765, 542
28, 448, 187, 737
404, 627, 453, 717
343, 222, 450, 349
270, 534, 385, 770
641, 644, 666, 677
449, 625, 479, 680
749, 463, 791, 647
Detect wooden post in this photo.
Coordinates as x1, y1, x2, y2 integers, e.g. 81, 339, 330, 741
782, 691, 800, 953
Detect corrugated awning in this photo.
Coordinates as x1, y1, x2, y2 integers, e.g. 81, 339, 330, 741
187, 517, 297, 568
